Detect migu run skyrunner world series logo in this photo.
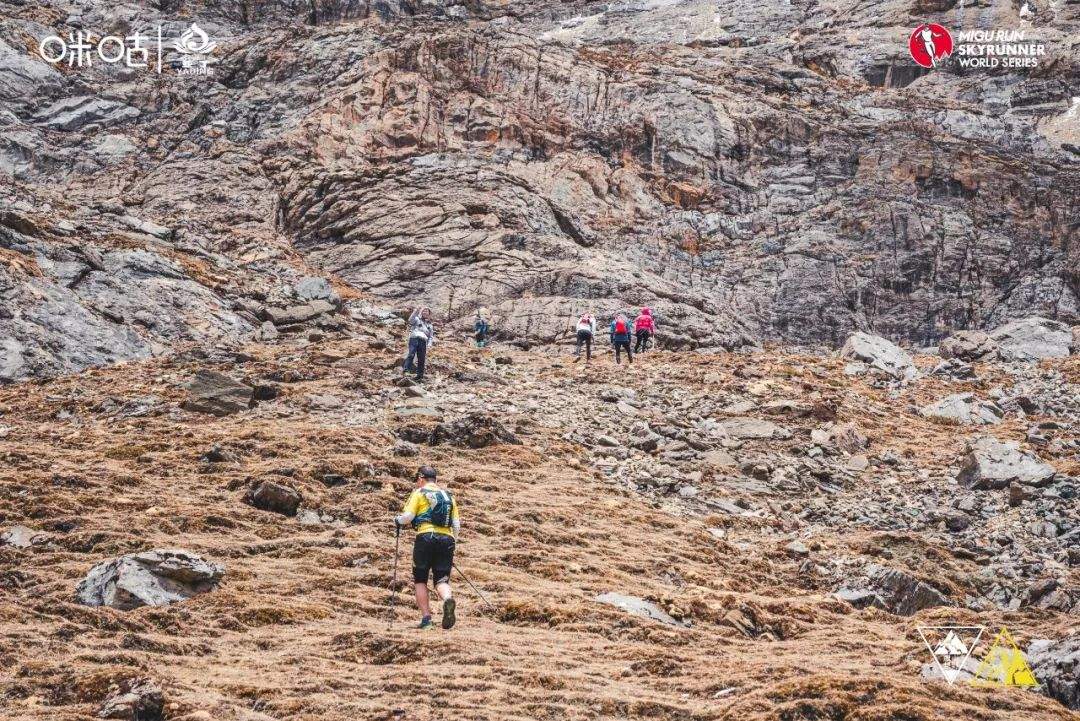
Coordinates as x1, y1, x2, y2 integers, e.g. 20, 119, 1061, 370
908, 22, 1047, 69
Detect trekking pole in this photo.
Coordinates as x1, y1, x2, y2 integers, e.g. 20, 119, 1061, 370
387, 523, 401, 628
453, 562, 496, 613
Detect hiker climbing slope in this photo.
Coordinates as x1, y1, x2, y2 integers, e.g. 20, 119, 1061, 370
394, 466, 460, 630
610, 313, 633, 364
474, 307, 491, 348
634, 307, 655, 353
574, 312, 596, 363
403, 307, 435, 382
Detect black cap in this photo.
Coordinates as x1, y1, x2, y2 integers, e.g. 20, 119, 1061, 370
418, 465, 437, 479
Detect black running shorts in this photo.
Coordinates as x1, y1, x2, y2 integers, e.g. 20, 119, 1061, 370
413, 532, 455, 584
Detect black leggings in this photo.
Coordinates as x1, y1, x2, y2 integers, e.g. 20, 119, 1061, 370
575, 330, 592, 360
614, 340, 632, 364
635, 330, 651, 353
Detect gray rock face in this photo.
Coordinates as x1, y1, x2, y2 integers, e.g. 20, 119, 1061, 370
33, 96, 140, 131
956, 438, 1055, 490
295, 276, 336, 302
1, 0, 1077, 379
840, 333, 916, 381
990, 317, 1074, 362
0, 38, 62, 112
76, 549, 224, 610
866, 564, 950, 616
595, 592, 687, 627
1028, 635, 1080, 710
938, 331, 997, 362
919, 394, 1003, 426
247, 480, 302, 516
181, 371, 254, 416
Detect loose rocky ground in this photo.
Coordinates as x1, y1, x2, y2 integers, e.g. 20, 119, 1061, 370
1, 312, 1077, 720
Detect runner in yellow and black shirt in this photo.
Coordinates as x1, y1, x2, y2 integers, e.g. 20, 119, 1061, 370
394, 466, 460, 630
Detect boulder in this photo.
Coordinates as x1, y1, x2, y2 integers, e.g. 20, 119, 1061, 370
840, 332, 916, 381
938, 330, 997, 361
264, 300, 335, 326
392, 440, 420, 457
295, 276, 336, 302
919, 393, 1003, 425
716, 418, 790, 440
957, 438, 1055, 490
98, 678, 164, 720
431, 414, 521, 448
865, 564, 950, 616
0, 525, 47, 548
628, 425, 661, 452
833, 588, 886, 610
1027, 635, 1080, 710
247, 481, 301, 516
928, 357, 976, 380
257, 321, 279, 341
989, 317, 1073, 362
595, 592, 687, 627
181, 371, 253, 416
701, 449, 737, 470
811, 423, 868, 453
76, 549, 224, 610
118, 215, 172, 240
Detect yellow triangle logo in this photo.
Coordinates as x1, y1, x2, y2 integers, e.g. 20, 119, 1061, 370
970, 627, 1039, 688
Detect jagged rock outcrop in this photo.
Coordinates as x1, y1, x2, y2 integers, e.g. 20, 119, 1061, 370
938, 331, 997, 362
919, 394, 1003, 426
840, 332, 917, 382
990, 317, 1075, 362
1, 0, 1077, 380
1028, 635, 1080, 711
956, 438, 1056, 490
76, 549, 224, 610
181, 370, 254, 416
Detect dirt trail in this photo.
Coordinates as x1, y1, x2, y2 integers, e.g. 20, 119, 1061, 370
0, 336, 1076, 721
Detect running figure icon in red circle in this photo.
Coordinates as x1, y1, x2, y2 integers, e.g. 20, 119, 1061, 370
909, 23, 954, 68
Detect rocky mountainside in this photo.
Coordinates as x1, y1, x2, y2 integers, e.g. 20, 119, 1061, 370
0, 313, 1078, 719
2, 0, 1080, 719
2, 0, 1079, 381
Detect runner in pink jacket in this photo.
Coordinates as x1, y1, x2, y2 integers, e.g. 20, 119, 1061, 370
633, 308, 655, 353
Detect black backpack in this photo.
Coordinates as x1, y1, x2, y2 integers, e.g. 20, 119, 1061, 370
414, 487, 454, 528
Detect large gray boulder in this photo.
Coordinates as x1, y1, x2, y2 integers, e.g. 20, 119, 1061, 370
76, 549, 224, 610
938, 330, 997, 362
1027, 635, 1080, 710
841, 332, 917, 381
181, 370, 254, 416
956, 438, 1055, 490
866, 564, 950, 616
990, 317, 1073, 362
919, 393, 1003, 425
246, 480, 302, 516
295, 276, 338, 304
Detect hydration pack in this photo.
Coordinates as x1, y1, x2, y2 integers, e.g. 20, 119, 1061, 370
414, 487, 454, 529
614, 318, 627, 334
